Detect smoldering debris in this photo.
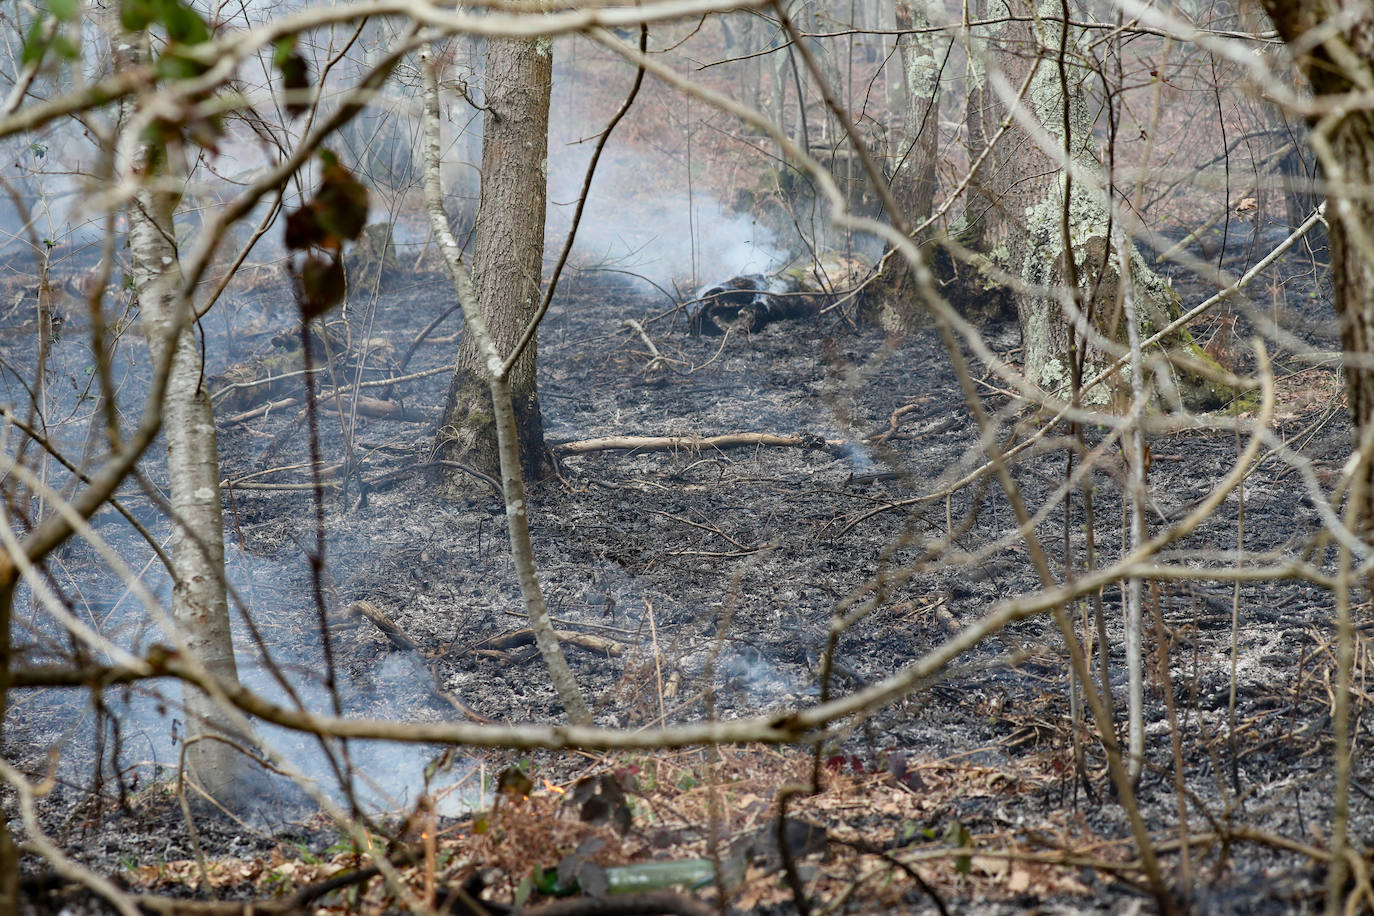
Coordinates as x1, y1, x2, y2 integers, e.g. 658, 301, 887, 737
686, 273, 811, 335
684, 252, 877, 334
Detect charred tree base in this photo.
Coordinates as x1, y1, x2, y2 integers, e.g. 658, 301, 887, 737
434, 368, 552, 497
862, 239, 1016, 330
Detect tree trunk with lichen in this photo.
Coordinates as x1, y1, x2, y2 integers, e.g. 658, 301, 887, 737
978, 1, 1231, 409
869, 0, 942, 326
891, 0, 939, 235
435, 35, 553, 494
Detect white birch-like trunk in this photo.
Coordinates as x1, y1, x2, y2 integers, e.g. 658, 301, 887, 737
128, 150, 242, 803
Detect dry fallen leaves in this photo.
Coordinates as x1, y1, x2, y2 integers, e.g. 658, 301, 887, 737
119, 746, 1134, 912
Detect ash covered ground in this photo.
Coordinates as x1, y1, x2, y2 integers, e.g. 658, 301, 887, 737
1, 221, 1363, 913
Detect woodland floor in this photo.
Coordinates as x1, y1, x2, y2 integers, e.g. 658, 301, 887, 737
0, 217, 1364, 915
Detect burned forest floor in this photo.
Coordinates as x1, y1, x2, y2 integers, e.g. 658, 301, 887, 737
2, 222, 1365, 915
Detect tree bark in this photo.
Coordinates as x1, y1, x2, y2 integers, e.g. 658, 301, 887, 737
869, 0, 942, 325
1236, 3, 1320, 236
975, 0, 1230, 409
960, 0, 995, 251
1251, 14, 1374, 908
891, 0, 939, 233
435, 35, 553, 493
880, 0, 905, 120
129, 143, 244, 804
423, 50, 590, 724
1259, 1, 1374, 524
798, 0, 842, 145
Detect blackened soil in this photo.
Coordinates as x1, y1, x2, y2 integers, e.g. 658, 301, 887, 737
3, 246, 1361, 913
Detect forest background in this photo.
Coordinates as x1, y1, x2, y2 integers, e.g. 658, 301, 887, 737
0, 0, 1368, 913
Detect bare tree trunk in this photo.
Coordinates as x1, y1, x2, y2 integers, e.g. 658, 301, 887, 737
423, 50, 590, 725
738, 13, 763, 112
1258, 6, 1374, 465
1273, 120, 1321, 233
769, 25, 787, 159
1254, 10, 1374, 906
798, 0, 841, 146
960, 0, 994, 250
128, 143, 243, 803
880, 0, 905, 120
435, 35, 553, 492
1237, 3, 1319, 235
891, 0, 939, 233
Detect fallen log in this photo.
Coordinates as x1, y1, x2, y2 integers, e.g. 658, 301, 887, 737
554, 433, 844, 456
226, 394, 426, 426
224, 397, 299, 425
320, 395, 428, 422
349, 600, 423, 654
481, 628, 625, 657
685, 254, 875, 334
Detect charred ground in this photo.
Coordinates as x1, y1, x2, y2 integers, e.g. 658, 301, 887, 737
1, 220, 1362, 913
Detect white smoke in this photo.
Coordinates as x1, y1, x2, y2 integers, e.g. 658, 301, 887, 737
545, 132, 789, 295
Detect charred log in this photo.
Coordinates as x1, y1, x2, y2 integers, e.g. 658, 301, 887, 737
686, 274, 814, 335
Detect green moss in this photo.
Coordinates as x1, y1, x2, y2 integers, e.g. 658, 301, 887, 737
1171, 327, 1249, 412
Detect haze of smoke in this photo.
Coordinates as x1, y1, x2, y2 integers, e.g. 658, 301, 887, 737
546, 145, 789, 296
17, 546, 482, 822
243, 648, 484, 820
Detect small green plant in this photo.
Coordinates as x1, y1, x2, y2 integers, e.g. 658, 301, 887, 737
514, 874, 535, 906
941, 821, 972, 875
322, 834, 360, 858
290, 840, 319, 865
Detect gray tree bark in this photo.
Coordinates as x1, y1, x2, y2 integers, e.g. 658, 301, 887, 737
960, 0, 995, 251
869, 0, 943, 325
975, 0, 1230, 410
1255, 8, 1374, 906
798, 0, 841, 145
1237, 2, 1319, 235
129, 145, 243, 803
880, 0, 905, 120
891, 0, 940, 235
1256, 4, 1374, 462
435, 35, 553, 491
